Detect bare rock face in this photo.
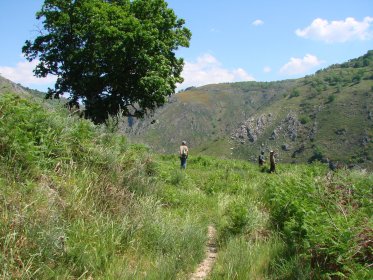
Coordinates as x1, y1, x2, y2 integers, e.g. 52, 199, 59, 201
269, 112, 302, 141
232, 114, 273, 143
275, 112, 302, 141
268, 113, 301, 142
269, 129, 279, 140
361, 135, 370, 146
335, 128, 347, 135
282, 143, 291, 151
284, 113, 300, 141
232, 112, 302, 144
247, 126, 257, 142
309, 121, 318, 141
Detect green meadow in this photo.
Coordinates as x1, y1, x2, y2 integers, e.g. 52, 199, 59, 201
0, 93, 372, 279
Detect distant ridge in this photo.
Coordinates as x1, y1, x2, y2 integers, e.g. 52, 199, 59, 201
121, 51, 373, 169
1, 50, 372, 169
0, 74, 66, 106
0, 75, 30, 96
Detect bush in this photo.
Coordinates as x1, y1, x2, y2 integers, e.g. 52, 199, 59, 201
289, 89, 300, 98
299, 115, 311, 124
326, 94, 336, 103
218, 197, 254, 243
263, 165, 373, 278
308, 148, 325, 163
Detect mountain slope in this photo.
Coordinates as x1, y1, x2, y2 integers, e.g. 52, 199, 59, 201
0, 75, 30, 96
122, 80, 297, 154
122, 51, 373, 168
1, 59, 371, 280
231, 51, 373, 166
0, 74, 68, 108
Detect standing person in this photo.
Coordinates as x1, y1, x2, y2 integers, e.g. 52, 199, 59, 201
269, 150, 276, 173
179, 141, 189, 169
258, 151, 265, 167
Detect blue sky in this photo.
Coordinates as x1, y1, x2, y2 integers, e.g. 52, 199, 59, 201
0, 0, 372, 92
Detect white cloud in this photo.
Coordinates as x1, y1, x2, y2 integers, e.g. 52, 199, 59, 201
263, 66, 272, 73
179, 53, 255, 89
280, 54, 323, 75
0, 59, 56, 87
252, 19, 264, 26
296, 17, 373, 43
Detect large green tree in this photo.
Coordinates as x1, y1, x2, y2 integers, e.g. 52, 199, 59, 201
23, 0, 191, 123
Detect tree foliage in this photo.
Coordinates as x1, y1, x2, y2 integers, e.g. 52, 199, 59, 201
22, 0, 191, 123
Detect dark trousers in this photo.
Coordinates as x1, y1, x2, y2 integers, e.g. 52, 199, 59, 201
180, 156, 187, 169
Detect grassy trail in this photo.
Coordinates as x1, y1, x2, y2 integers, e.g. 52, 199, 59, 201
156, 155, 372, 279
1, 93, 371, 279
156, 155, 278, 279
190, 225, 217, 279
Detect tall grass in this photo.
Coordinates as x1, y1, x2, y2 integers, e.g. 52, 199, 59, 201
0, 93, 206, 279
0, 93, 371, 279
262, 165, 373, 279
210, 235, 284, 280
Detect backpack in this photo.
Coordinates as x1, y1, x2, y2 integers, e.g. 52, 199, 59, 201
181, 146, 188, 157
258, 154, 264, 164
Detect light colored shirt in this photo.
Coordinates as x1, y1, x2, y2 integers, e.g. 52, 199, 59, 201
179, 145, 189, 156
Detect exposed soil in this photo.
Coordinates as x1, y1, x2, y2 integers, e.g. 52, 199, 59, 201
190, 225, 217, 280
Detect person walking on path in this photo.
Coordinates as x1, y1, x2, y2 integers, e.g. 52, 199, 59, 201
258, 151, 265, 167
179, 140, 189, 169
269, 150, 276, 173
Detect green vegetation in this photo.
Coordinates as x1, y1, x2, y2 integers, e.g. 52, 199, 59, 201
123, 51, 373, 169
1, 92, 371, 279
23, 0, 191, 123
0, 93, 204, 279
299, 115, 311, 124
122, 81, 294, 158
264, 166, 372, 279
289, 89, 301, 98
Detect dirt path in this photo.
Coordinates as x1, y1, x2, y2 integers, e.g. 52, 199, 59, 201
190, 225, 217, 280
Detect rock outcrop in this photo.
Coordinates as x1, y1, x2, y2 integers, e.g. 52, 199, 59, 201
232, 114, 273, 143
232, 112, 301, 144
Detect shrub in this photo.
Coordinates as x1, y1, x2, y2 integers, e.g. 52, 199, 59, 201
326, 94, 336, 103
289, 89, 300, 98
299, 115, 311, 124
263, 165, 373, 278
218, 198, 252, 243
308, 148, 325, 163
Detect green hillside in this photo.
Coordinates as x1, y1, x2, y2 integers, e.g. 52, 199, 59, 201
0, 91, 372, 279
121, 80, 295, 156
0, 75, 63, 107
0, 75, 30, 96
122, 51, 373, 169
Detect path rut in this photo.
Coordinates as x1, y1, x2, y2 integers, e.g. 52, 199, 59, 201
190, 225, 217, 280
